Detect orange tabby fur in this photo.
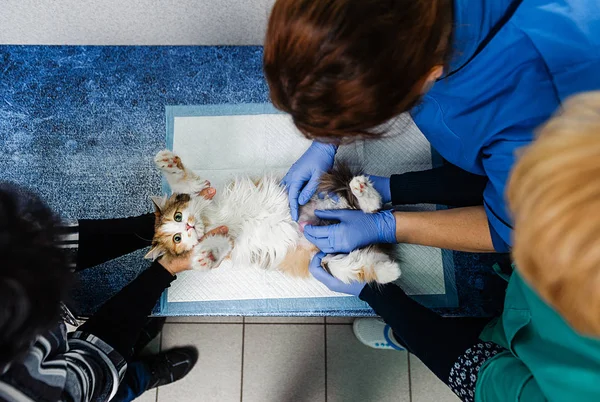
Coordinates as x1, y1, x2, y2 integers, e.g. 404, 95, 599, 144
279, 244, 319, 278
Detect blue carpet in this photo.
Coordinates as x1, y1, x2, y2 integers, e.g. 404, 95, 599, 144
0, 45, 507, 317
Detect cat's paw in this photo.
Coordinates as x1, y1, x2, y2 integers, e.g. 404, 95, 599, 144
155, 150, 185, 176
155, 149, 210, 193
350, 176, 382, 213
190, 234, 233, 270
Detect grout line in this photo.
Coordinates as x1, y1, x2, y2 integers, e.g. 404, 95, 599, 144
324, 323, 328, 402
408, 353, 413, 402
240, 317, 245, 402
322, 323, 353, 326
155, 331, 163, 402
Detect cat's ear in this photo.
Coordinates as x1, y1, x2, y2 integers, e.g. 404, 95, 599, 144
144, 244, 166, 261
150, 196, 167, 214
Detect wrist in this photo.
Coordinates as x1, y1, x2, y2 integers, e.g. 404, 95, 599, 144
157, 257, 177, 276
377, 210, 398, 244
368, 175, 391, 204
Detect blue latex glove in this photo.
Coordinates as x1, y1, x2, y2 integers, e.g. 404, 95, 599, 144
304, 209, 397, 253
366, 175, 391, 204
309, 252, 366, 296
282, 141, 337, 221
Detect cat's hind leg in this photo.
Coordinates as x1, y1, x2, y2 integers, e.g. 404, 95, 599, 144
190, 234, 234, 270
349, 176, 382, 213
323, 246, 400, 285
155, 149, 210, 194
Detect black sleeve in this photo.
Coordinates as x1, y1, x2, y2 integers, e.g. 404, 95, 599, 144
78, 262, 174, 360
390, 163, 488, 207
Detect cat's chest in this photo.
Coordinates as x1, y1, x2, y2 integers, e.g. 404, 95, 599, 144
206, 178, 292, 234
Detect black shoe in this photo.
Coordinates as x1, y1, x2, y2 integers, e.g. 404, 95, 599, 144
143, 346, 199, 390
133, 317, 167, 356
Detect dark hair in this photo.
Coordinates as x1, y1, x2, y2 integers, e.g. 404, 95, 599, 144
0, 182, 72, 367
264, 0, 453, 142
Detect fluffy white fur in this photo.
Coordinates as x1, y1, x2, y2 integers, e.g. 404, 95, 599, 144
323, 246, 400, 284
153, 150, 401, 284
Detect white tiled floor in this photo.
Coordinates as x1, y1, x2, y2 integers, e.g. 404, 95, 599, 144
136, 317, 459, 402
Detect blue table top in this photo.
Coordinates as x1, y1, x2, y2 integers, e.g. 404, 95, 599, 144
0, 45, 508, 317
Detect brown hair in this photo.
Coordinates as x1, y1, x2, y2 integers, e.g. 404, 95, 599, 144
264, 0, 453, 142
508, 91, 600, 337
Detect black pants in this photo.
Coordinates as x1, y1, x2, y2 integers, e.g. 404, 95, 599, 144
366, 163, 506, 391
360, 285, 492, 382
75, 214, 174, 360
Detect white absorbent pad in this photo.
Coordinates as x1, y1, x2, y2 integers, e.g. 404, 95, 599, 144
160, 104, 457, 316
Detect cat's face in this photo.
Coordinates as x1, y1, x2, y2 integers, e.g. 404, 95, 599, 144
144, 193, 209, 260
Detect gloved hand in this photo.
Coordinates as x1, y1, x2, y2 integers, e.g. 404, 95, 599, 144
304, 209, 397, 253
366, 175, 391, 204
309, 252, 366, 296
282, 141, 337, 221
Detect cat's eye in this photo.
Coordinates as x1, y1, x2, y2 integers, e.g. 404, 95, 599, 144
174, 212, 183, 222
173, 233, 182, 243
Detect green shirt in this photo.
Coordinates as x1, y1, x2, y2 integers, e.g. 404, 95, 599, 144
477, 271, 600, 401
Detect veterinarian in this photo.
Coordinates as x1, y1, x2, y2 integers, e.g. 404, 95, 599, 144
265, 0, 600, 400
0, 184, 225, 402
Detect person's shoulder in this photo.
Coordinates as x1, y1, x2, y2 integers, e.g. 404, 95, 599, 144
0, 326, 68, 401
512, 0, 600, 69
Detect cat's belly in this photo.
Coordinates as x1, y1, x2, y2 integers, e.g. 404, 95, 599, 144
212, 176, 302, 269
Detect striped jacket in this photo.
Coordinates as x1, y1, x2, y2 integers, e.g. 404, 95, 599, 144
0, 323, 126, 402
0, 222, 126, 402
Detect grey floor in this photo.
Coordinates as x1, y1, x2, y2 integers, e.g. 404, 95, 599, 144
133, 317, 459, 402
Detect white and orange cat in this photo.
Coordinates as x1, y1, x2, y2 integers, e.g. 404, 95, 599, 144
145, 150, 400, 285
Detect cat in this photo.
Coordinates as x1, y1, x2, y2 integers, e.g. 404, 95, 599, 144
145, 149, 400, 285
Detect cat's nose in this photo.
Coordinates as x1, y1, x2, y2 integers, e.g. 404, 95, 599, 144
186, 223, 194, 230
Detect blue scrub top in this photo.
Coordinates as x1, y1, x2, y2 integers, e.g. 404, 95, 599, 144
411, 0, 600, 251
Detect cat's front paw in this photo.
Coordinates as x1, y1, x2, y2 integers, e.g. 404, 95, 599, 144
350, 176, 382, 213
155, 150, 186, 176
155, 149, 210, 193
190, 234, 233, 270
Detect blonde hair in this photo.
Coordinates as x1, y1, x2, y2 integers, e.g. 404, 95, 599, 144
508, 91, 600, 337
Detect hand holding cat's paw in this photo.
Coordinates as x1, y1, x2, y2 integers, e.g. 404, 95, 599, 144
158, 254, 194, 275
191, 234, 233, 271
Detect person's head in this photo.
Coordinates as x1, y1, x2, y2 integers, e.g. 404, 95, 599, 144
0, 182, 72, 369
508, 91, 600, 338
264, 0, 452, 142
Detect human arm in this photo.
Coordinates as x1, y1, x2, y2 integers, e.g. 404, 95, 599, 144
369, 162, 488, 207
304, 206, 494, 254
390, 163, 488, 206
395, 206, 495, 253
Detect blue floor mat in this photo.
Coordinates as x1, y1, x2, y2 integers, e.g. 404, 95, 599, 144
0, 46, 508, 317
